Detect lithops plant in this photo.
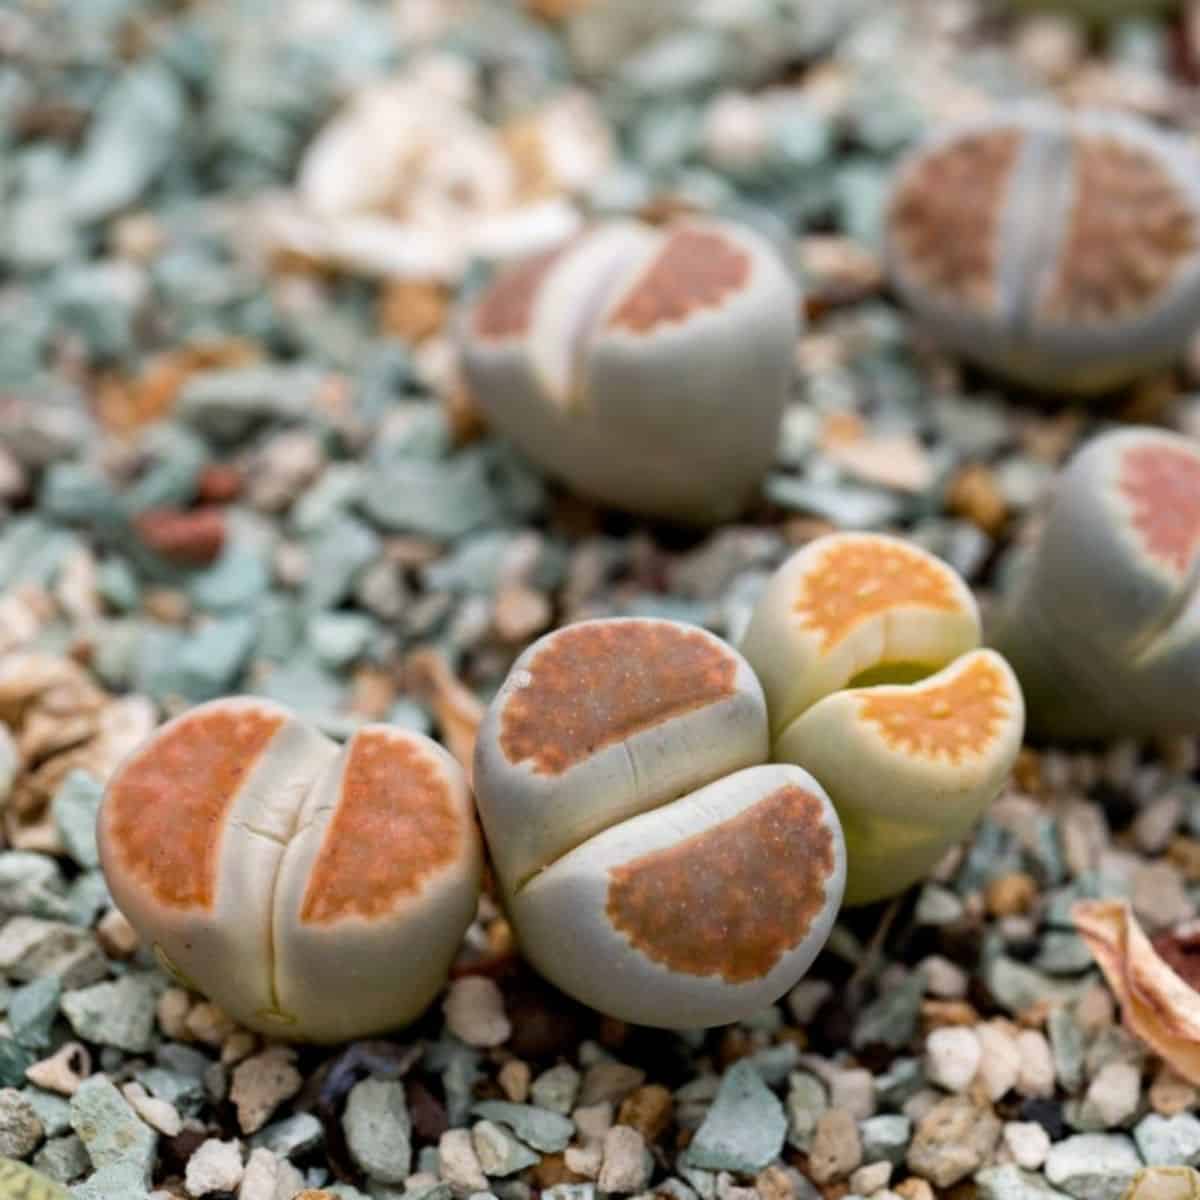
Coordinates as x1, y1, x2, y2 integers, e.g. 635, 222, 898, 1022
991, 426, 1200, 740
473, 617, 846, 1028
885, 104, 1200, 392
458, 217, 799, 524
740, 533, 1025, 906
97, 697, 482, 1043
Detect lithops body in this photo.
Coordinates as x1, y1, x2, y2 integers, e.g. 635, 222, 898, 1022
459, 217, 799, 523
885, 105, 1200, 392
98, 698, 482, 1042
992, 426, 1200, 740
474, 618, 846, 1028
740, 534, 1025, 906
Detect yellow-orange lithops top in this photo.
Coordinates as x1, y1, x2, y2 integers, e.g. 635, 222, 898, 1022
459, 216, 799, 524
992, 426, 1200, 740
885, 105, 1200, 393
740, 533, 1024, 906
473, 617, 846, 1028
98, 697, 482, 1043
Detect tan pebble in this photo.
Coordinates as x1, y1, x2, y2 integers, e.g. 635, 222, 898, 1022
24, 1041, 91, 1095
122, 1080, 182, 1136
443, 977, 510, 1048
1075, 983, 1115, 1033
807, 1109, 862, 1185
185, 1001, 238, 1046
96, 908, 140, 958
895, 1180, 936, 1200
220, 1031, 258, 1067
498, 1059, 531, 1103
986, 873, 1038, 917
493, 582, 551, 643
755, 1165, 796, 1200
921, 1000, 979, 1029
378, 280, 449, 342
947, 464, 1007, 534
573, 1102, 614, 1143
141, 588, 192, 624
616, 1084, 673, 1142
975, 1022, 1021, 1101
1150, 1065, 1199, 1116
230, 1046, 302, 1134
849, 1161, 892, 1195
564, 1142, 603, 1179
1167, 837, 1200, 883
157, 988, 192, 1040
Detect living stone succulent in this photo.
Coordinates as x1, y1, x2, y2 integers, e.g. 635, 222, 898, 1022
884, 104, 1200, 392
97, 697, 482, 1043
473, 617, 846, 1028
458, 217, 800, 524
991, 426, 1200, 740
740, 533, 1025, 906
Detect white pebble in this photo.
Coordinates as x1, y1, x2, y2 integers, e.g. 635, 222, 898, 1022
444, 977, 511, 1048
439, 1127, 487, 1194
238, 1147, 304, 1200
1003, 1121, 1051, 1170
186, 1138, 245, 1197
1082, 1061, 1140, 1128
920, 956, 968, 999
598, 1126, 651, 1194
975, 1023, 1021, 1102
1016, 1030, 1056, 1098
924, 1027, 982, 1094
829, 1069, 875, 1120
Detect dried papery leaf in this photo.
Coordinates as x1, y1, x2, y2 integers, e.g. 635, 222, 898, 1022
405, 650, 484, 780
1073, 899, 1200, 1084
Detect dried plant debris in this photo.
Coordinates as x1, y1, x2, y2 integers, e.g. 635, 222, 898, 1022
2, 0, 1200, 1198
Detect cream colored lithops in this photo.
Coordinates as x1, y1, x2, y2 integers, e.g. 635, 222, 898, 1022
885, 104, 1200, 392
473, 618, 846, 1028
97, 697, 482, 1043
740, 533, 1024, 906
991, 427, 1200, 741
459, 217, 799, 523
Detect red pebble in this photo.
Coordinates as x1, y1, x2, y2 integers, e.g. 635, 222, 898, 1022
134, 508, 226, 566
196, 464, 242, 504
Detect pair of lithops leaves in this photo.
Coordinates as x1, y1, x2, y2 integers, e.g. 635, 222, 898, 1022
474, 533, 1024, 1027
458, 216, 799, 524
98, 705, 481, 1043
886, 103, 1200, 392
992, 426, 1200, 741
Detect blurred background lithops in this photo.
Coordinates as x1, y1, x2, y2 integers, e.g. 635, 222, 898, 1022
740, 534, 1025, 905
991, 425, 1200, 740
458, 216, 800, 524
473, 617, 845, 1027
97, 697, 482, 1042
884, 103, 1200, 393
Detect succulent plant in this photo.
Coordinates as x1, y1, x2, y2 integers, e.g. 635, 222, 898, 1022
991, 426, 1200, 740
458, 217, 800, 524
97, 697, 482, 1043
473, 617, 846, 1028
884, 104, 1200, 392
740, 533, 1025, 906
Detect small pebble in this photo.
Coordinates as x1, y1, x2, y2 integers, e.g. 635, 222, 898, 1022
185, 1138, 244, 1197
924, 1027, 981, 1094
445, 979, 511, 1048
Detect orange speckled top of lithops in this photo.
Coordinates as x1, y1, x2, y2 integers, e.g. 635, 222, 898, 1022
887, 128, 1022, 314
473, 246, 566, 341
608, 228, 750, 333
605, 784, 836, 983
1038, 136, 1197, 324
104, 705, 284, 911
300, 731, 463, 925
1118, 441, 1200, 577
857, 654, 1013, 763
793, 538, 963, 651
499, 621, 736, 776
